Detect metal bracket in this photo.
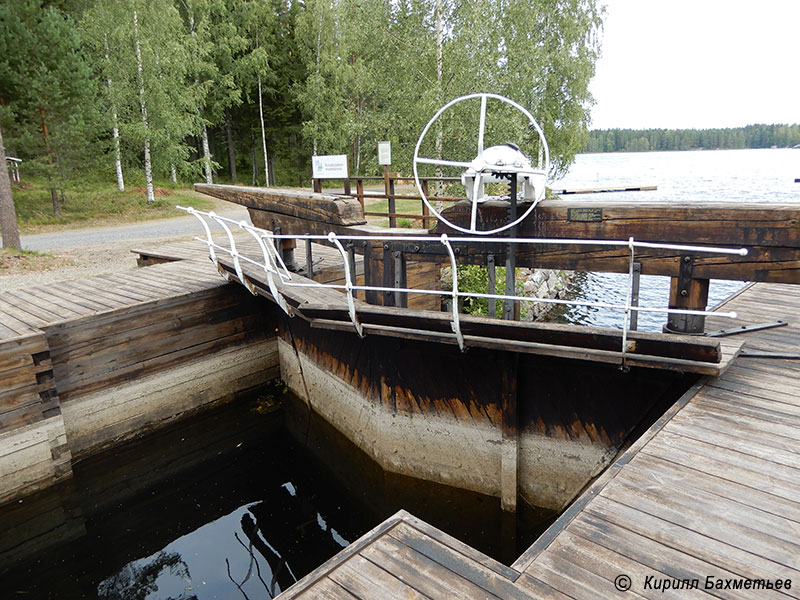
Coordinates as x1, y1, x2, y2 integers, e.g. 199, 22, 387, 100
677, 254, 694, 298
705, 320, 787, 337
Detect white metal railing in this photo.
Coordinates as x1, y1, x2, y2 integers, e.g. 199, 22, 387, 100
178, 206, 747, 365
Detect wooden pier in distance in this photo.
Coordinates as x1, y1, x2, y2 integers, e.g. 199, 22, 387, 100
272, 280, 800, 598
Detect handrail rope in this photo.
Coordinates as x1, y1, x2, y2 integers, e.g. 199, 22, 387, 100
327, 232, 364, 337
238, 222, 290, 315
440, 234, 464, 351
208, 212, 251, 292
178, 208, 744, 351
183, 207, 232, 282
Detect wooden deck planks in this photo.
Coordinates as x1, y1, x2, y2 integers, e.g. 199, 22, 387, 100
516, 281, 800, 598
0, 260, 228, 345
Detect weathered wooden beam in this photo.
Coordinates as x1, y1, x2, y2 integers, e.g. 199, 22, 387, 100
195, 183, 366, 226
435, 198, 800, 248
433, 199, 800, 284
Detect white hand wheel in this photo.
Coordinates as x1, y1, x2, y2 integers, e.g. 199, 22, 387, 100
413, 93, 549, 235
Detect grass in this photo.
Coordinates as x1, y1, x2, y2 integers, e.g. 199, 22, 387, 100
0, 246, 68, 273
363, 196, 435, 228
11, 177, 215, 233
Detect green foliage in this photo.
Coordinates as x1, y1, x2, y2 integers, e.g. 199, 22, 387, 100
295, 0, 602, 178
442, 264, 509, 316
0, 0, 102, 192
586, 124, 800, 153
2, 0, 605, 213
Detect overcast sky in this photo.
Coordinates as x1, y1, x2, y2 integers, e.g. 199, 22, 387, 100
589, 0, 800, 130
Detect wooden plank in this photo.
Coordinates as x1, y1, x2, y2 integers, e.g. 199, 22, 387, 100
386, 522, 533, 599
532, 532, 691, 600
46, 281, 119, 311
624, 453, 800, 526
43, 286, 230, 341
672, 402, 800, 455
45, 289, 248, 355
513, 574, 575, 600
0, 320, 20, 339
42, 283, 113, 313
612, 461, 800, 546
275, 512, 407, 599
6, 289, 85, 321
0, 395, 60, 432
296, 578, 358, 599
50, 305, 263, 377
108, 269, 203, 293
1, 361, 53, 396
584, 495, 799, 583
64, 278, 149, 305
307, 317, 735, 376
599, 469, 800, 568
399, 513, 519, 581
562, 520, 768, 600
0, 300, 41, 334
3, 292, 68, 327
528, 558, 648, 600
641, 433, 800, 505
328, 554, 430, 600
360, 536, 503, 599
0, 334, 49, 372
299, 303, 723, 363
55, 326, 262, 399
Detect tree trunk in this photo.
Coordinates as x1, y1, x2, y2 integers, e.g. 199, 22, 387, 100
434, 0, 444, 195
0, 126, 21, 249
251, 136, 258, 186
133, 9, 155, 203
170, 164, 177, 184
105, 34, 125, 192
188, 14, 212, 186
257, 74, 270, 186
225, 112, 236, 182
38, 106, 60, 217
112, 120, 124, 191
201, 124, 213, 184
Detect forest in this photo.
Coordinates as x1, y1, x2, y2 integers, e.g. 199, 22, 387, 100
585, 124, 800, 153
0, 0, 603, 215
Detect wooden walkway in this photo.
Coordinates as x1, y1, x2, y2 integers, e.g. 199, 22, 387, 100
0, 258, 277, 503
276, 281, 800, 599
0, 259, 227, 340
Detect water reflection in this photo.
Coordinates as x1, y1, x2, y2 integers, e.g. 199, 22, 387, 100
552, 271, 745, 332
1, 389, 553, 599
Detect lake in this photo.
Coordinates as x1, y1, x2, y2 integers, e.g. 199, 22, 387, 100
550, 148, 799, 331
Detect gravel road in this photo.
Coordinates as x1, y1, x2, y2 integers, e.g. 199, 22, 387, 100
1, 201, 249, 293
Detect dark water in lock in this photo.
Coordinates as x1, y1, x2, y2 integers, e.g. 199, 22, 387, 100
0, 386, 553, 599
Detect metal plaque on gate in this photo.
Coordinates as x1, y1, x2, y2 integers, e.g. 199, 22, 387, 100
567, 207, 603, 222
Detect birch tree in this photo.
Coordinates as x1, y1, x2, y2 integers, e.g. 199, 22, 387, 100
86, 0, 200, 201
104, 34, 125, 191
238, 0, 278, 185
